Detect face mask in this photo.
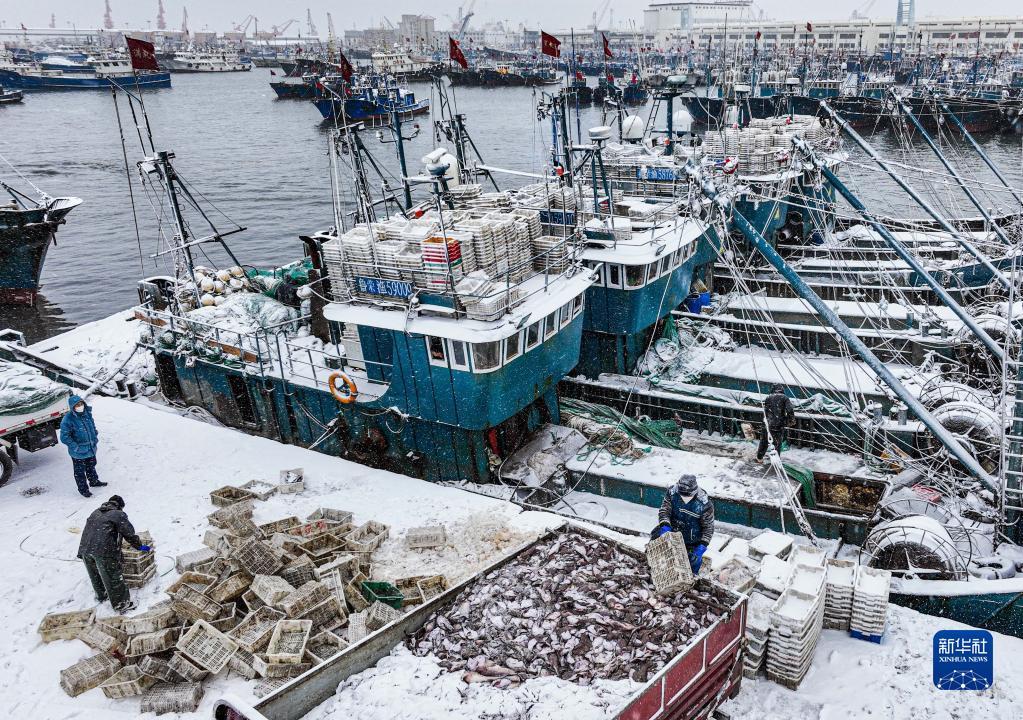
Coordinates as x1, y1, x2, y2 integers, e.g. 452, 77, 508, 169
74, 404, 85, 413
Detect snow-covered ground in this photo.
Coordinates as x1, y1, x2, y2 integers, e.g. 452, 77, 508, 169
2, 396, 1021, 719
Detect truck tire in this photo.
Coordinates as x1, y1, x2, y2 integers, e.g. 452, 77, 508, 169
0, 449, 12, 488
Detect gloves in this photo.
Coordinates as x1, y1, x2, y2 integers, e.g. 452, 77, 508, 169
138, 545, 151, 553
654, 524, 672, 539
689, 544, 707, 573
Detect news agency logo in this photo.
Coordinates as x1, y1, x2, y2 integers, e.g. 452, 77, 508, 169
933, 630, 993, 690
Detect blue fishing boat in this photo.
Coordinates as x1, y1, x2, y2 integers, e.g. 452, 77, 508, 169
0, 57, 171, 91
0, 86, 23, 105
312, 80, 429, 122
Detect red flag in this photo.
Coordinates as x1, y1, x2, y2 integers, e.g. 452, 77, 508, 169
337, 50, 354, 81
575, 70, 584, 81
449, 37, 468, 69
602, 32, 613, 59
806, 22, 813, 32
125, 36, 159, 71
541, 31, 561, 58
755, 30, 762, 41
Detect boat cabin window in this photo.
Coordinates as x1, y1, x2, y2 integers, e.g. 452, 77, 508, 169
505, 332, 521, 361
659, 255, 671, 276
427, 336, 446, 364
560, 302, 573, 327
526, 321, 541, 349
544, 312, 558, 339
573, 294, 584, 316
671, 248, 682, 267
450, 340, 469, 370
607, 264, 623, 288
473, 341, 501, 372
626, 264, 645, 288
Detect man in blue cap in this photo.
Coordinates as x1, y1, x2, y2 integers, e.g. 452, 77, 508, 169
652, 474, 715, 573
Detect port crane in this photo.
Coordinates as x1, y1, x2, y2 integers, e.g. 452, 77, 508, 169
232, 14, 256, 33
306, 9, 318, 37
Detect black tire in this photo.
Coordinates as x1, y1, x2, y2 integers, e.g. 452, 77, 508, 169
0, 449, 12, 488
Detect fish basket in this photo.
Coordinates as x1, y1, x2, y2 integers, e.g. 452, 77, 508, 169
281, 556, 319, 588
343, 572, 370, 612
298, 532, 345, 561
125, 563, 158, 589
253, 677, 291, 699
138, 655, 181, 683
315, 554, 359, 582
208, 500, 254, 530
299, 596, 346, 633
140, 682, 204, 715
168, 652, 209, 682
177, 620, 239, 673
166, 571, 217, 596
360, 581, 404, 610
122, 531, 154, 559
394, 576, 428, 606
195, 555, 231, 579
122, 605, 176, 635
292, 519, 339, 539
405, 526, 447, 549
252, 654, 312, 679
306, 508, 354, 525
417, 575, 449, 602
278, 467, 305, 494
279, 581, 331, 618
59, 653, 122, 697
123, 554, 156, 577
270, 532, 306, 556
258, 516, 302, 536
38, 608, 95, 642
95, 619, 130, 647
225, 514, 264, 539
242, 588, 266, 612
251, 574, 296, 606
266, 619, 313, 664
344, 521, 389, 553
175, 547, 218, 574
228, 647, 259, 679
645, 532, 696, 596
347, 611, 368, 644
209, 572, 253, 603
203, 528, 234, 554
232, 537, 285, 576
229, 606, 285, 653
210, 485, 257, 507
127, 627, 179, 657
365, 600, 402, 631
211, 601, 241, 632
99, 664, 156, 699
240, 479, 279, 501
171, 584, 223, 623
78, 624, 123, 654
304, 630, 348, 664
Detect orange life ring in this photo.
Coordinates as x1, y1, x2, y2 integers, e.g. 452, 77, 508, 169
328, 371, 358, 404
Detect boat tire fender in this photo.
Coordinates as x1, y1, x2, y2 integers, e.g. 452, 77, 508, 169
328, 371, 358, 404
967, 556, 1017, 580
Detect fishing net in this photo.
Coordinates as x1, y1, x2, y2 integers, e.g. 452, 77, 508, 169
0, 361, 69, 417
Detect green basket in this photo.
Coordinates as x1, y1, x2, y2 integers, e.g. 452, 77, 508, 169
360, 581, 403, 610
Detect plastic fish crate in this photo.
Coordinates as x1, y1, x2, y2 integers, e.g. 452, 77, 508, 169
78, 624, 123, 653
252, 655, 312, 679
258, 516, 302, 536
125, 563, 158, 588
229, 606, 285, 653
394, 576, 428, 606
38, 608, 96, 642
281, 556, 319, 588
645, 532, 696, 596
208, 500, 254, 530
315, 554, 359, 582
127, 627, 180, 657
168, 651, 210, 682
253, 676, 290, 699
203, 528, 234, 554
277, 581, 331, 618
849, 625, 886, 644
343, 572, 370, 612
210, 485, 257, 507
345, 521, 389, 553
59, 652, 122, 697
233, 537, 285, 576
225, 513, 264, 539
166, 570, 217, 596
240, 479, 279, 501
290, 519, 336, 538
242, 588, 266, 611
171, 584, 223, 623
278, 467, 305, 494
228, 647, 259, 679
365, 600, 401, 631
307, 507, 354, 525
122, 605, 176, 635
266, 619, 313, 664
139, 655, 182, 683
298, 532, 345, 561
209, 572, 252, 603
347, 611, 368, 643
417, 575, 449, 602
194, 555, 231, 580
175, 547, 218, 574
360, 581, 403, 610
211, 601, 242, 632
140, 682, 204, 715
299, 596, 346, 633
405, 525, 447, 549
177, 619, 239, 673
99, 664, 157, 699
305, 630, 348, 664
250, 574, 295, 606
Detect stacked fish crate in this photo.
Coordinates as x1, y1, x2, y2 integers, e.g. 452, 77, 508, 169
765, 569, 826, 689
849, 566, 891, 642
123, 532, 157, 588
743, 592, 774, 678
823, 559, 857, 630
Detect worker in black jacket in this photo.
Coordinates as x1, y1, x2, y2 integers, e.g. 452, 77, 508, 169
652, 474, 715, 573
756, 384, 796, 462
77, 495, 150, 612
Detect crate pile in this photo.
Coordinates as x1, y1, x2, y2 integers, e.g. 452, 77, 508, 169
764, 565, 826, 690
43, 477, 447, 710
823, 559, 857, 630
700, 115, 838, 175
123, 531, 157, 588
849, 566, 892, 642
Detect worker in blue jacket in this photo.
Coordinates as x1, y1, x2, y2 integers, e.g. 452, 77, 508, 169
651, 474, 715, 573
59, 394, 108, 498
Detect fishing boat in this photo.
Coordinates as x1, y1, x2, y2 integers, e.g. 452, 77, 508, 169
0, 57, 171, 91
312, 78, 429, 123
0, 86, 23, 104
162, 51, 251, 73
0, 179, 81, 304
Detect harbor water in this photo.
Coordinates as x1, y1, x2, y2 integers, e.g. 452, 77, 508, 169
0, 70, 1021, 341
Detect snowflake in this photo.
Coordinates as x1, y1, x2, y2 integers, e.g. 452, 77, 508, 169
935, 669, 991, 690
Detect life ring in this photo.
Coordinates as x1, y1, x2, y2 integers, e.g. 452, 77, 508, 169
967, 556, 1017, 581
328, 371, 358, 404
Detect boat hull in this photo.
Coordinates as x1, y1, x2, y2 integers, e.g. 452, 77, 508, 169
312, 97, 430, 122
0, 69, 171, 90
0, 214, 57, 305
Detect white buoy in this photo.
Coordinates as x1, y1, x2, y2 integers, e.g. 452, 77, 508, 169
621, 115, 644, 141
215, 269, 232, 282
229, 278, 244, 290
200, 293, 216, 306
672, 108, 694, 135
229, 266, 245, 278
200, 277, 215, 292
213, 295, 225, 306
213, 280, 226, 293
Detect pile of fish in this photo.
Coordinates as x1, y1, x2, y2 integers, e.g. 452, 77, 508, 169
408, 529, 728, 686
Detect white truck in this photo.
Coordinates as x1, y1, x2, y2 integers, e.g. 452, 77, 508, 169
0, 360, 69, 487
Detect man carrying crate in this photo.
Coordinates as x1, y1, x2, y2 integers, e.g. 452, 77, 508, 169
77, 495, 151, 613
652, 474, 715, 573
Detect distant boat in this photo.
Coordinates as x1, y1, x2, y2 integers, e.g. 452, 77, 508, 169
163, 51, 251, 73
0, 87, 23, 104
0, 57, 171, 91
312, 81, 429, 122
0, 181, 82, 305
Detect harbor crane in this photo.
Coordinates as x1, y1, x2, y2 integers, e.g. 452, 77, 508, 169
181, 7, 189, 36
271, 19, 299, 37
49, 13, 55, 28
232, 14, 256, 33
157, 0, 166, 30
591, 0, 612, 29
306, 9, 318, 37
103, 0, 114, 29
850, 0, 876, 20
